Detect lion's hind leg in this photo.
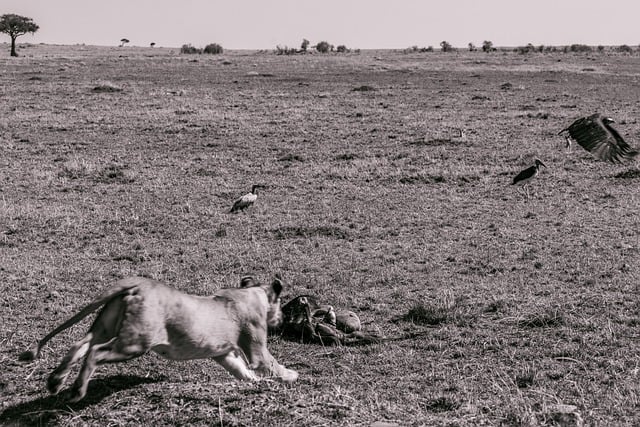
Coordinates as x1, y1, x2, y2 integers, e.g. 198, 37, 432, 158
47, 332, 93, 395
68, 338, 148, 402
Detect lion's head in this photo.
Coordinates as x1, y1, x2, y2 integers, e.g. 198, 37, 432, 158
240, 275, 284, 329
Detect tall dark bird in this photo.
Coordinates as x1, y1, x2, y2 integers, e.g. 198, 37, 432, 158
559, 114, 639, 163
512, 159, 546, 200
230, 184, 264, 213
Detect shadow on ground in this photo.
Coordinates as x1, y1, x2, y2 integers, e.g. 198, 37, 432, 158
0, 374, 164, 426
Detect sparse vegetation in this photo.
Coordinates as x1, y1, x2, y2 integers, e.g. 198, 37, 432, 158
275, 45, 297, 55
516, 43, 536, 54
336, 44, 348, 53
569, 44, 592, 53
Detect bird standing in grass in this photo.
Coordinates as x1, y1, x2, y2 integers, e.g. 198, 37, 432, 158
559, 114, 639, 163
512, 159, 546, 200
230, 184, 264, 213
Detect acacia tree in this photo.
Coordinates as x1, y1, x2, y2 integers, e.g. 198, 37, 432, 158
120, 38, 130, 47
0, 14, 39, 57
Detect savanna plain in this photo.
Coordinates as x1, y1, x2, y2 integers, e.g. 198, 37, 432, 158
1, 44, 639, 426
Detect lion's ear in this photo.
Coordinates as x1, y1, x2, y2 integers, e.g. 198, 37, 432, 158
240, 276, 257, 288
270, 277, 283, 298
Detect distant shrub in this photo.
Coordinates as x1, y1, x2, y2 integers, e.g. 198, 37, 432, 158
300, 38, 309, 52
424, 45, 434, 52
468, 42, 476, 51
150, 42, 156, 48
440, 40, 455, 52
516, 43, 535, 54
336, 44, 348, 53
180, 44, 201, 54
597, 45, 605, 53
482, 40, 494, 52
316, 40, 331, 53
92, 82, 122, 93
275, 45, 297, 55
617, 44, 633, 53
203, 43, 223, 54
570, 44, 592, 53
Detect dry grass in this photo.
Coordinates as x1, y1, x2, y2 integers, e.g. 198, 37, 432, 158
1, 44, 639, 426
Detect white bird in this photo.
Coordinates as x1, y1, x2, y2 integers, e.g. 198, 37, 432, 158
230, 184, 264, 213
511, 159, 546, 200
559, 114, 638, 163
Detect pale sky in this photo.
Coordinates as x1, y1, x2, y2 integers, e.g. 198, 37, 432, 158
2, 0, 639, 49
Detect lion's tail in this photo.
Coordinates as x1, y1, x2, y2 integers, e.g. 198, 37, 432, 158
18, 281, 137, 362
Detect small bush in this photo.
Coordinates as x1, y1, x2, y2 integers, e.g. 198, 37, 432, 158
482, 40, 494, 52
275, 45, 298, 55
316, 41, 331, 53
440, 40, 455, 52
352, 85, 375, 92
515, 366, 538, 388
203, 43, 223, 54
180, 44, 201, 54
300, 38, 309, 52
516, 43, 535, 54
336, 44, 348, 53
617, 44, 633, 53
570, 44, 592, 53
92, 82, 122, 93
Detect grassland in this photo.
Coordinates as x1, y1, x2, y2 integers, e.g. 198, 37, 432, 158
1, 44, 639, 426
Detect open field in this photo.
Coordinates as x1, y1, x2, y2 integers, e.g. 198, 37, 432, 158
1, 44, 639, 426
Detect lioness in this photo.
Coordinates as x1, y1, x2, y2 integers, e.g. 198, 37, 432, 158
19, 275, 298, 402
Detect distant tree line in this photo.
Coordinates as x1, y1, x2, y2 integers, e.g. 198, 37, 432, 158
401, 39, 640, 55
274, 39, 358, 55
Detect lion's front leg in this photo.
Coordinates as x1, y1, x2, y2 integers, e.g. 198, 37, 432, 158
213, 350, 260, 381
242, 330, 298, 383
252, 349, 298, 383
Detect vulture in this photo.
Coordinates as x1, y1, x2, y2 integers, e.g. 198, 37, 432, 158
559, 114, 638, 163
229, 184, 264, 213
